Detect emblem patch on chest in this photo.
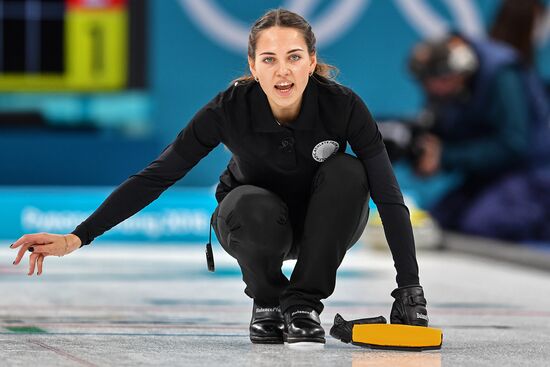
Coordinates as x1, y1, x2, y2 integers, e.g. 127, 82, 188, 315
312, 140, 340, 162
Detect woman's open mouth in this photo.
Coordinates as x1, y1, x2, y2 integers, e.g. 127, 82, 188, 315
274, 82, 294, 97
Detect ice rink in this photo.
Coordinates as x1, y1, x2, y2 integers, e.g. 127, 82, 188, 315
2, 238, 550, 366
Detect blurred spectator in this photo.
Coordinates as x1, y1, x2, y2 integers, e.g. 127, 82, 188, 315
489, 0, 550, 139
407, 33, 550, 242
490, 0, 545, 66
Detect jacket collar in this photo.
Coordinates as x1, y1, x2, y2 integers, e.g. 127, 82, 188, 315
250, 79, 318, 132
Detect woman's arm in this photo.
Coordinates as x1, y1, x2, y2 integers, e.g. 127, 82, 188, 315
71, 143, 200, 246
361, 150, 419, 287
73, 103, 225, 247
11, 98, 225, 275
346, 93, 419, 286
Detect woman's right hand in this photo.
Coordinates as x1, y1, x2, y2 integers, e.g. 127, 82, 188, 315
10, 233, 82, 276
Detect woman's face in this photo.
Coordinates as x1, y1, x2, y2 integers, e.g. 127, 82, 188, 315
249, 26, 317, 121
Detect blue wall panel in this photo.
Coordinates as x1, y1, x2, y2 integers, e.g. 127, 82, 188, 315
151, 0, 550, 186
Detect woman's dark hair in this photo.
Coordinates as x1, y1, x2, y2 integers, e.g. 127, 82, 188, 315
234, 8, 338, 84
489, 0, 545, 64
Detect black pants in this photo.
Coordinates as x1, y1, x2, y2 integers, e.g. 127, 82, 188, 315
212, 153, 370, 314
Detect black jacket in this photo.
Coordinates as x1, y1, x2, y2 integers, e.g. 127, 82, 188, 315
72, 76, 419, 286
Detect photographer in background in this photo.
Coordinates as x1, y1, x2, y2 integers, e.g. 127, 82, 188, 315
405, 34, 550, 241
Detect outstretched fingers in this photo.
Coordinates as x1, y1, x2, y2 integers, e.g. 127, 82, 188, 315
37, 255, 45, 276
30, 246, 52, 276
28, 252, 42, 276
31, 244, 55, 255
11, 233, 53, 265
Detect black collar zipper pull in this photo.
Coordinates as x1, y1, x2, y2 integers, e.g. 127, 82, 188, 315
206, 216, 215, 272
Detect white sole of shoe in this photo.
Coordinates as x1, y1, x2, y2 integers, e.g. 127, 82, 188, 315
284, 342, 325, 350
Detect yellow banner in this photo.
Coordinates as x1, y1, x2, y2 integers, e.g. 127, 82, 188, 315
65, 9, 128, 90
0, 10, 127, 91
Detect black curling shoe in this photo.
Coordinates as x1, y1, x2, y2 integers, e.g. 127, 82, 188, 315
283, 307, 326, 345
249, 302, 284, 344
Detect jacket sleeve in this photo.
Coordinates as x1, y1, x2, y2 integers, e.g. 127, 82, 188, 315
72, 101, 225, 247
347, 94, 420, 286
441, 68, 530, 173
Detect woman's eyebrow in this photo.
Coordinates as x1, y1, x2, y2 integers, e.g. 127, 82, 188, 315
259, 48, 305, 56
287, 48, 304, 53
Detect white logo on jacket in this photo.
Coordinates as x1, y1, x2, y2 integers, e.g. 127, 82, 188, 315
312, 140, 339, 162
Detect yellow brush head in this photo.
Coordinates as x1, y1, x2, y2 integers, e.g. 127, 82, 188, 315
352, 324, 443, 351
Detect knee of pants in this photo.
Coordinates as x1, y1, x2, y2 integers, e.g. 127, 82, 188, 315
313, 153, 369, 194
220, 187, 292, 254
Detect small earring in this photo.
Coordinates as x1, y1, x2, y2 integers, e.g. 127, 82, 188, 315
309, 71, 314, 77
254, 76, 259, 82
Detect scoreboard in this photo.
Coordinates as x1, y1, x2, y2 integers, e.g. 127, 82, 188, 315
0, 0, 132, 91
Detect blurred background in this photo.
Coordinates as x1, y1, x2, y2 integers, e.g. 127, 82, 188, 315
1, 0, 549, 247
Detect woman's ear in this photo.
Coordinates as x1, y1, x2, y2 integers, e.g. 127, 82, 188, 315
310, 52, 317, 74
248, 57, 256, 79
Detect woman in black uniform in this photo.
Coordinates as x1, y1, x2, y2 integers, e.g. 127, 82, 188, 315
10, 9, 429, 345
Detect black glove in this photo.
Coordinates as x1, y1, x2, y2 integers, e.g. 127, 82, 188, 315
390, 285, 429, 327
329, 313, 387, 344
